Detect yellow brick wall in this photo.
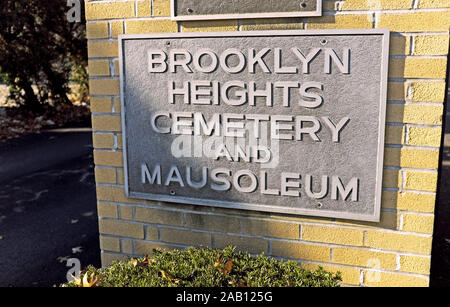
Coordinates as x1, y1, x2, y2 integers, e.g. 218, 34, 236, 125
85, 0, 450, 287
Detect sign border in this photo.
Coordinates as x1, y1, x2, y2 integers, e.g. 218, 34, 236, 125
118, 29, 390, 222
170, 0, 322, 20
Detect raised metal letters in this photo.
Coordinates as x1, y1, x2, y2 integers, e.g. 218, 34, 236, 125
119, 30, 390, 222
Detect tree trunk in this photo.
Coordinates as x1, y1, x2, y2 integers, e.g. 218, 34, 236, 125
42, 66, 71, 106
21, 81, 41, 111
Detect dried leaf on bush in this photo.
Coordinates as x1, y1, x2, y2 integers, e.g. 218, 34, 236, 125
72, 272, 101, 287
215, 258, 234, 275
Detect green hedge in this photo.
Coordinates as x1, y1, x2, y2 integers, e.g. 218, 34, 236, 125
62, 246, 341, 287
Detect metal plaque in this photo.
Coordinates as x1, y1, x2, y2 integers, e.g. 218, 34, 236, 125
119, 29, 389, 222
171, 0, 322, 20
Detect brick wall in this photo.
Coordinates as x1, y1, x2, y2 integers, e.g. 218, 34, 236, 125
85, 0, 450, 286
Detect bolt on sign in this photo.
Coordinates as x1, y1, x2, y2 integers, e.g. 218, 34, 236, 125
119, 29, 389, 222
171, 0, 322, 20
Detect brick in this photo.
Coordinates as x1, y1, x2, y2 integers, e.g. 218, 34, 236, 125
301, 262, 361, 286
381, 190, 399, 210
117, 168, 125, 185
143, 202, 201, 215
378, 11, 450, 32
305, 14, 373, 29
153, 0, 171, 16
120, 206, 133, 220
365, 230, 432, 254
363, 270, 429, 287
389, 58, 447, 79
417, 0, 450, 8
214, 234, 268, 254
134, 241, 177, 255
110, 21, 124, 38
87, 41, 118, 58
113, 59, 120, 76
96, 186, 141, 204
181, 20, 238, 32
100, 236, 120, 252
241, 18, 303, 31
135, 207, 184, 226
382, 191, 436, 213
86, 22, 108, 39
414, 35, 449, 55
88, 60, 110, 76
93, 133, 115, 149
126, 20, 178, 34
388, 82, 407, 100
146, 226, 159, 240
407, 127, 441, 147
241, 219, 299, 239
383, 152, 400, 171
98, 202, 118, 218
399, 255, 431, 275
337, 211, 399, 230
404, 104, 444, 125
333, 248, 397, 270
85, 1, 135, 20
94, 150, 123, 167
90, 97, 112, 113
99, 219, 144, 239
185, 213, 240, 233
342, 0, 412, 10
91, 115, 122, 132
116, 133, 123, 149
94, 167, 116, 184
271, 241, 330, 262
404, 171, 438, 192
384, 147, 439, 169
89, 79, 120, 96
211, 206, 270, 219
402, 213, 434, 234
385, 125, 404, 144
121, 239, 133, 254
136, 0, 151, 17
386, 104, 443, 125
322, 0, 339, 11
160, 228, 211, 247
389, 35, 410, 55
302, 225, 364, 246
101, 252, 128, 267
410, 82, 446, 103
398, 192, 436, 212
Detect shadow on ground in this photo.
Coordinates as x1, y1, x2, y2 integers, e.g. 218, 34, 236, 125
430, 84, 450, 287
0, 126, 100, 287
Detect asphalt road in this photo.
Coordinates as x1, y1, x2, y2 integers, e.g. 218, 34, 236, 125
0, 127, 101, 287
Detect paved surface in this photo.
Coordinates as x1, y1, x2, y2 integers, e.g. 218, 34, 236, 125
0, 127, 101, 287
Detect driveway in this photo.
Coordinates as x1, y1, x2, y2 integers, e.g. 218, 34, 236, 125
0, 127, 100, 287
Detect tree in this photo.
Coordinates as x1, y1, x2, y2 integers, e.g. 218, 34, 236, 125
0, 0, 87, 110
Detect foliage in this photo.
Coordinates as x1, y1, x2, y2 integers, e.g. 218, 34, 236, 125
62, 246, 341, 287
0, 0, 88, 110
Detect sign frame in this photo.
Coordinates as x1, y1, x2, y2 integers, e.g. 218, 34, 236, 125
170, 0, 322, 21
118, 29, 390, 222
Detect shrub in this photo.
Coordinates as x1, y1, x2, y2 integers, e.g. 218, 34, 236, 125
62, 246, 341, 287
